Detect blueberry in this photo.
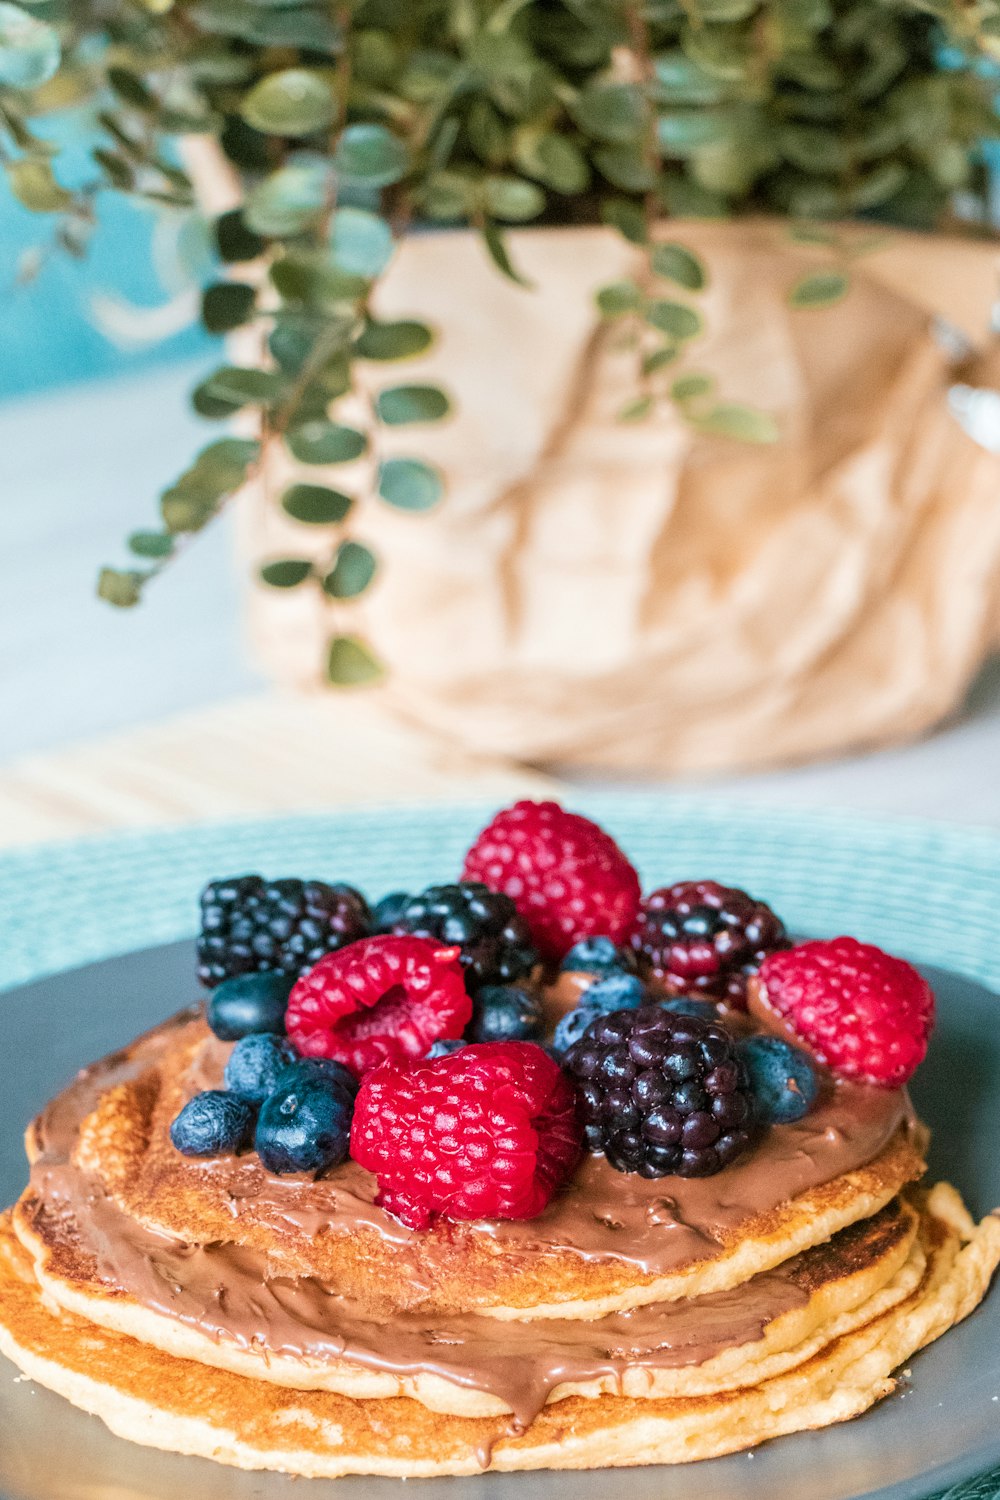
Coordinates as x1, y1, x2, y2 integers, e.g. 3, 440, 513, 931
256, 1078, 353, 1175
740, 1036, 818, 1125
580, 973, 646, 1014
661, 997, 718, 1019
278, 1056, 359, 1101
224, 1035, 297, 1103
561, 937, 637, 976
206, 971, 294, 1041
372, 891, 411, 932
468, 984, 544, 1043
426, 1039, 467, 1059
552, 975, 646, 1056
551, 1004, 601, 1055
170, 1091, 256, 1157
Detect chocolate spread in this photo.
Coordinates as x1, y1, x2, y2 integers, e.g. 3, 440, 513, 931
24, 1008, 916, 1428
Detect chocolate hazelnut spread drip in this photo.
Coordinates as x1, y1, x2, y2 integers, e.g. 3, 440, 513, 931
27, 1010, 915, 1430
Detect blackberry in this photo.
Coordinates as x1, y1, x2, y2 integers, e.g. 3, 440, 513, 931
632, 880, 789, 1006
392, 882, 538, 993
563, 1004, 756, 1178
198, 875, 371, 988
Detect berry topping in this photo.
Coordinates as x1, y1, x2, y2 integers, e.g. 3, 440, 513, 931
198, 875, 371, 987
350, 1042, 581, 1228
285, 935, 472, 1076
426, 1038, 467, 1059
393, 882, 538, 991
661, 997, 718, 1019
372, 891, 411, 933
552, 973, 646, 1055
467, 984, 544, 1043
563, 1005, 755, 1178
280, 1056, 360, 1100
757, 937, 934, 1087
170, 1091, 256, 1158
739, 1036, 819, 1124
632, 880, 789, 1006
462, 800, 640, 963
206, 971, 295, 1041
560, 936, 638, 977
256, 1074, 354, 1175
223, 1034, 297, 1103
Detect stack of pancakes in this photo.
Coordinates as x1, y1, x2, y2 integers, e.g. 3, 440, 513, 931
1, 1006, 998, 1477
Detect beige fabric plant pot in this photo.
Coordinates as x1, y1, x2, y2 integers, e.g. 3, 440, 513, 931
189, 145, 1000, 773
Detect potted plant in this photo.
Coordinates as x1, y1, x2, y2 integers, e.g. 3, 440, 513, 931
3, 0, 1000, 772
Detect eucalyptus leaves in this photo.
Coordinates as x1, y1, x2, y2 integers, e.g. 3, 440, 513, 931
2, 0, 999, 685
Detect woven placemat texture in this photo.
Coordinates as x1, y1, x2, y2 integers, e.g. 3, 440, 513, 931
0, 793, 997, 1499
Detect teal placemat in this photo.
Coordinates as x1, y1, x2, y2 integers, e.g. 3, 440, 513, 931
0, 792, 998, 1499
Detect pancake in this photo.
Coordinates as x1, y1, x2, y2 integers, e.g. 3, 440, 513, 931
27, 1010, 926, 1322
1, 1187, 997, 1478
12, 1185, 925, 1419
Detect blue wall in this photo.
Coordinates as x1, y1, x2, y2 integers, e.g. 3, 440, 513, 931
0, 117, 210, 400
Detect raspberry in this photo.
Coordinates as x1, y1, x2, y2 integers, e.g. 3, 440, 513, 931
563, 1004, 756, 1178
392, 882, 538, 992
633, 880, 789, 1006
350, 1043, 582, 1228
757, 937, 934, 1087
198, 875, 370, 987
285, 936, 472, 1077
461, 801, 640, 964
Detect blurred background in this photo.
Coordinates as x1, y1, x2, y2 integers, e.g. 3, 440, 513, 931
3, 0, 1000, 844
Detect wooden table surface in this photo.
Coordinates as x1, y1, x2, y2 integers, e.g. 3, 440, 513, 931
0, 692, 555, 849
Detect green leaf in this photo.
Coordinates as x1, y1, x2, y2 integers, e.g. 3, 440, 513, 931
244, 159, 331, 236
215, 209, 266, 264
201, 282, 256, 334
287, 422, 367, 464
6, 158, 71, 212
482, 220, 532, 286
593, 145, 656, 193
270, 252, 366, 308
329, 206, 393, 277
327, 634, 384, 686
788, 271, 849, 308
378, 457, 443, 511
482, 174, 546, 222
651, 242, 706, 291
334, 123, 408, 186
689, 403, 780, 443
618, 394, 653, 421
281, 483, 352, 524
191, 365, 284, 416
376, 384, 450, 425
192, 1, 340, 51
355, 318, 433, 361
323, 540, 377, 598
573, 82, 646, 144
107, 67, 155, 110
160, 440, 258, 531
97, 568, 145, 607
0, 3, 59, 89
642, 345, 680, 375
260, 558, 313, 588
468, 98, 509, 166
127, 530, 175, 559
514, 130, 589, 194
596, 281, 641, 317
240, 69, 336, 137
646, 300, 703, 339
600, 197, 648, 245
194, 437, 260, 481
671, 372, 714, 403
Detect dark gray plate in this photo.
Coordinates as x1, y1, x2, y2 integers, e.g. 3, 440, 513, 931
1, 943, 998, 1500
